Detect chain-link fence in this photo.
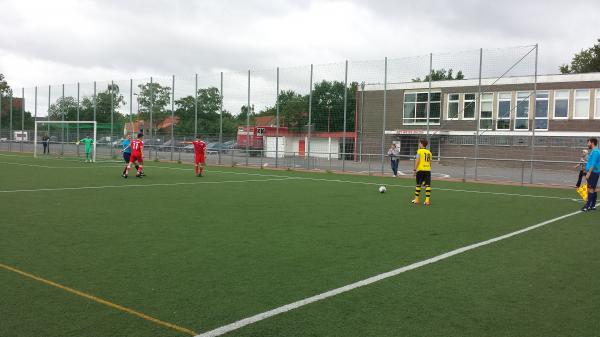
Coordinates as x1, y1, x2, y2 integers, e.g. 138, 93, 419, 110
1, 44, 597, 187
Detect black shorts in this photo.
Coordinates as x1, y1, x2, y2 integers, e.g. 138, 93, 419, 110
588, 172, 600, 189
123, 152, 131, 163
416, 171, 431, 186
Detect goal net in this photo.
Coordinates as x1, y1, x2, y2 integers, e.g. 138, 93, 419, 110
34, 121, 97, 162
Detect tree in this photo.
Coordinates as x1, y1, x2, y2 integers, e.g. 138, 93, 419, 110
0, 74, 34, 131
0, 73, 11, 96
412, 68, 464, 82
560, 39, 600, 74
48, 96, 79, 121
136, 82, 172, 120
311, 80, 358, 132
174, 87, 237, 135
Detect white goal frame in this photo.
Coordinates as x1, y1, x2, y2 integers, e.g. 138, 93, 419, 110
34, 121, 97, 162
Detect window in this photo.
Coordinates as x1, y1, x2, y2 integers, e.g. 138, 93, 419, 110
447, 94, 459, 119
497, 92, 511, 130
403, 92, 441, 125
553, 90, 569, 119
463, 93, 476, 119
534, 91, 549, 130
515, 91, 530, 130
574, 89, 590, 119
479, 93, 493, 130
596, 89, 600, 118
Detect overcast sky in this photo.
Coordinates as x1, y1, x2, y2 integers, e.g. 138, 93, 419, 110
1, 0, 599, 90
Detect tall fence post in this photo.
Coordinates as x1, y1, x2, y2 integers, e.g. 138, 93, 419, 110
171, 74, 175, 161
307, 64, 313, 170
8, 92, 12, 152
21, 87, 24, 152
380, 57, 387, 175
194, 73, 198, 137
219, 72, 224, 166
61, 84, 65, 155
0, 91, 2, 144
426, 53, 432, 143
77, 82, 80, 157
342, 60, 348, 172
475, 48, 483, 180
129, 79, 133, 137
463, 157, 467, 182
275, 67, 280, 168
359, 82, 365, 162
47, 85, 50, 135
34, 86, 37, 146
529, 44, 539, 184
246, 70, 250, 167
149, 77, 154, 160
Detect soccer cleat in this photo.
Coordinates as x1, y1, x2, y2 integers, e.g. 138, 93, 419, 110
123, 174, 128, 179
590, 206, 597, 211
411, 199, 420, 205
581, 206, 589, 212
424, 201, 430, 206
136, 173, 141, 178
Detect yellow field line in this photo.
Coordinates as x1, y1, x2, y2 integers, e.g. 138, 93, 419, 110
0, 262, 198, 336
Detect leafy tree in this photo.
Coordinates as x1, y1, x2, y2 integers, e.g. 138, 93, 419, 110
174, 87, 237, 135
560, 39, 600, 74
0, 73, 11, 96
259, 90, 308, 131
311, 80, 357, 132
412, 68, 464, 82
0, 74, 34, 130
136, 82, 172, 120
48, 96, 79, 120
78, 84, 126, 126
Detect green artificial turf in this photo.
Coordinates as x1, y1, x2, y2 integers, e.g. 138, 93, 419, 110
0, 152, 597, 337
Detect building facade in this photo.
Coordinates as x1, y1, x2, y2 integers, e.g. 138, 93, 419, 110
357, 73, 600, 162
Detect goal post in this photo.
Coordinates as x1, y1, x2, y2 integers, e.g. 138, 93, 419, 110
34, 121, 97, 162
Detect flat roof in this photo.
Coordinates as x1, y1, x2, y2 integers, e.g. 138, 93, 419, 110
362, 73, 600, 91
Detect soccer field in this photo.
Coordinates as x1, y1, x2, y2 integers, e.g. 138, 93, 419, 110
0, 152, 598, 337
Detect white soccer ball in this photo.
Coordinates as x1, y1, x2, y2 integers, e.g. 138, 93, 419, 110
379, 186, 386, 193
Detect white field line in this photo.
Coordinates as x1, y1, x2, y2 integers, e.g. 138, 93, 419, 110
0, 160, 577, 202
196, 210, 581, 337
0, 161, 123, 169
0, 177, 295, 194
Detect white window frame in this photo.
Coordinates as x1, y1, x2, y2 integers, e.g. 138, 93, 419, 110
574, 89, 590, 119
462, 93, 476, 120
479, 92, 494, 130
553, 90, 569, 120
496, 92, 511, 130
534, 91, 549, 131
446, 93, 460, 120
595, 89, 600, 119
515, 91, 530, 131
403, 91, 441, 125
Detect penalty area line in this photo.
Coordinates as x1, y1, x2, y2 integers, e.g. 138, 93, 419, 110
195, 210, 581, 337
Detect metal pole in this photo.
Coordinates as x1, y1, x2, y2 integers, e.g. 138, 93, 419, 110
475, 48, 483, 180
47, 85, 50, 134
171, 74, 175, 161
342, 60, 348, 171
194, 73, 198, 137
9, 92, 12, 152
529, 44, 538, 184
359, 82, 365, 162
0, 91, 2, 144
21, 87, 24, 152
149, 77, 154, 158
34, 118, 38, 158
380, 57, 387, 174
61, 84, 65, 155
246, 70, 250, 166
77, 83, 80, 157
219, 72, 223, 165
93, 81, 97, 125
426, 53, 432, 143
275, 67, 280, 168
129, 79, 133, 136
110, 80, 114, 157
308, 64, 313, 169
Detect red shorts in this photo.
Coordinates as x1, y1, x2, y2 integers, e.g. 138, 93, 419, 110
130, 154, 144, 164
195, 155, 205, 164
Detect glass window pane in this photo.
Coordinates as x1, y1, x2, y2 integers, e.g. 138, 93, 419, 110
482, 93, 493, 100
554, 100, 568, 118
517, 99, 529, 118
515, 119, 528, 130
430, 103, 441, 118
463, 103, 475, 119
405, 93, 416, 102
576, 89, 589, 98
497, 120, 510, 129
596, 89, 600, 118
517, 91, 530, 99
448, 102, 459, 119
499, 93, 512, 100
536, 91, 549, 99
464, 93, 475, 100
449, 93, 459, 101
417, 93, 428, 102
499, 101, 511, 118
575, 99, 589, 118
535, 119, 548, 130
404, 103, 415, 119
431, 92, 441, 102
535, 100, 548, 117
416, 103, 427, 118
555, 90, 569, 99
480, 120, 493, 129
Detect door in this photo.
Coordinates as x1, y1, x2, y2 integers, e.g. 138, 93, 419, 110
299, 139, 305, 157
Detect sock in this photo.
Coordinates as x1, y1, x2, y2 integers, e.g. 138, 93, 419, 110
414, 185, 421, 202
425, 185, 431, 203
585, 192, 593, 208
137, 165, 143, 175
125, 164, 131, 176
592, 192, 598, 208
200, 165, 204, 175
135, 165, 139, 171
195, 164, 199, 175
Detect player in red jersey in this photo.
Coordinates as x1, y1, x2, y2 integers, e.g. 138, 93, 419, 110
124, 133, 144, 178
192, 135, 207, 177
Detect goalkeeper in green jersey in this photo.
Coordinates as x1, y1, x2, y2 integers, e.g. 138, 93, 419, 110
78, 135, 94, 162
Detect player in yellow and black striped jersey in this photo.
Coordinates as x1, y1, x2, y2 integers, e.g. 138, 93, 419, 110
412, 138, 432, 206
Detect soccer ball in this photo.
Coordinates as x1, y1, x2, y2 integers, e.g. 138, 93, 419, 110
378, 186, 386, 193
